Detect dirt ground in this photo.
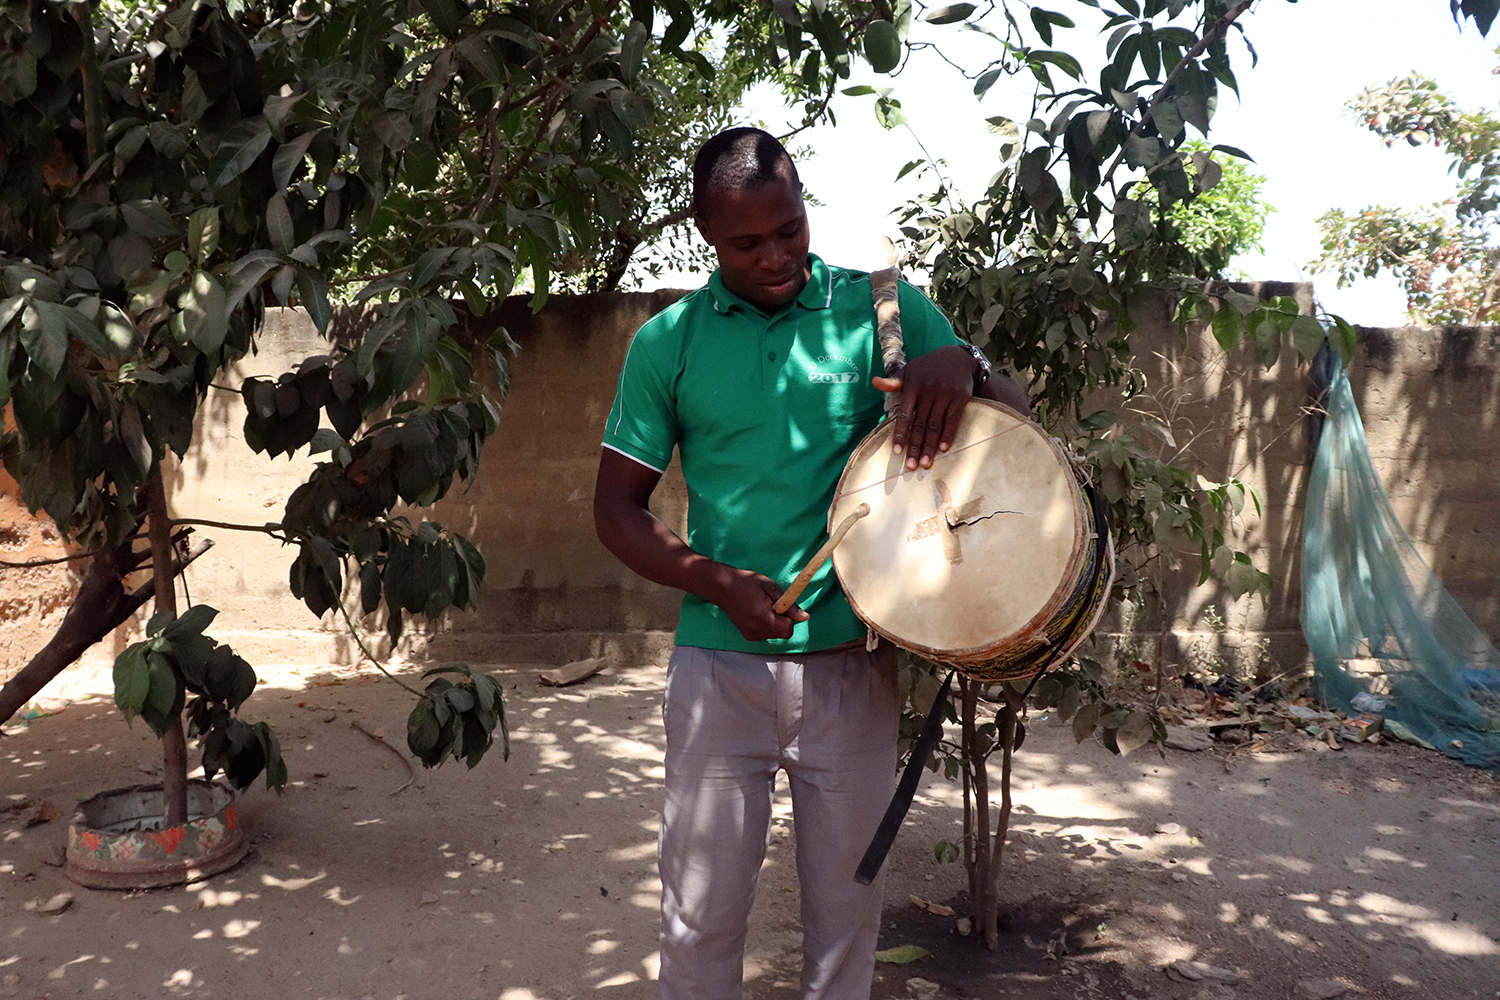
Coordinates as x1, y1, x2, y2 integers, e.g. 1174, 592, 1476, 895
0, 657, 1497, 1000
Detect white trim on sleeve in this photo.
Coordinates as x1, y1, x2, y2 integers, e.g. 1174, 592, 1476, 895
601, 442, 667, 475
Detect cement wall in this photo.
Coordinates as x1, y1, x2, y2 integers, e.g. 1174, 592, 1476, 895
2, 290, 1497, 683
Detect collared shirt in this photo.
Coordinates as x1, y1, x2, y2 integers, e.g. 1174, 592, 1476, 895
603, 254, 962, 653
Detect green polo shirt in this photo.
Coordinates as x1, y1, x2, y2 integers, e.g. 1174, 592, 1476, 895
603, 254, 962, 653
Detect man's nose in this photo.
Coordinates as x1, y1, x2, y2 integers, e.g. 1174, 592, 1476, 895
758, 243, 787, 269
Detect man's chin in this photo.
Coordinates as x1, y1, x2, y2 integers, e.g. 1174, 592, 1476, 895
741, 277, 805, 309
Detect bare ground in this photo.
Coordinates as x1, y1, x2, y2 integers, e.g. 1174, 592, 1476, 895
0, 658, 1497, 1000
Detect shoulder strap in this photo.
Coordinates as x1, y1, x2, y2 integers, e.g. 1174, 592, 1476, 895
871, 267, 905, 415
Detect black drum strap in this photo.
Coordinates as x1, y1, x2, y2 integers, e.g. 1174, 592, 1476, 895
854, 668, 955, 885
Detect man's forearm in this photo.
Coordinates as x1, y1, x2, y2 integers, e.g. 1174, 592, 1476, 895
595, 499, 734, 605
979, 370, 1031, 416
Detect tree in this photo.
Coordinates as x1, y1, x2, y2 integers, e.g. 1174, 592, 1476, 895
0, 0, 868, 825
1311, 71, 1500, 324
1133, 139, 1273, 280
862, 0, 1350, 947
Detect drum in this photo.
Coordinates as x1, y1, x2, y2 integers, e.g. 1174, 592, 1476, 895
829, 398, 1113, 682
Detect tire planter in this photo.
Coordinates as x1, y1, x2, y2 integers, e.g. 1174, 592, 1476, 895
63, 780, 247, 890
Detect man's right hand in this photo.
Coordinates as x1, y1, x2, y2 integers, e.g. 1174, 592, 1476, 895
714, 568, 810, 642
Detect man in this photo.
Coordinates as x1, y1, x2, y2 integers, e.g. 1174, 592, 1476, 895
593, 127, 1027, 1000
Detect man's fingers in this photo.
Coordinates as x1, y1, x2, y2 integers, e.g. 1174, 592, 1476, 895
927, 397, 965, 463
902, 394, 935, 469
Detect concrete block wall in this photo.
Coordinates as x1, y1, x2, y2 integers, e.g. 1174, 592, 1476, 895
3, 290, 1497, 684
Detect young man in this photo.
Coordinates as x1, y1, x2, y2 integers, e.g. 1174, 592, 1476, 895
593, 128, 1027, 1000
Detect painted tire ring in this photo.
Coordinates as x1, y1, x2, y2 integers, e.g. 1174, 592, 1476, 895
64, 780, 248, 890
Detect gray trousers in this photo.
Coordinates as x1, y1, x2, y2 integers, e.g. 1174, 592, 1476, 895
658, 643, 899, 1000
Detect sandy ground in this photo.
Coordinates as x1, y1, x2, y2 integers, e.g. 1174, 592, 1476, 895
0, 658, 1497, 1000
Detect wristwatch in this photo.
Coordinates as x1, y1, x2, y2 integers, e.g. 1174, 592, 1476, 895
963, 343, 991, 386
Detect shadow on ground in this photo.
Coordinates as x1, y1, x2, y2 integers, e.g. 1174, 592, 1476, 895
0, 661, 1496, 1000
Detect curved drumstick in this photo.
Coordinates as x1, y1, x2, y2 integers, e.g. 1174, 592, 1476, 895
772, 504, 871, 615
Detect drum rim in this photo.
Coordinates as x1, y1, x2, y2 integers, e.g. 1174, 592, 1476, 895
829, 399, 1089, 662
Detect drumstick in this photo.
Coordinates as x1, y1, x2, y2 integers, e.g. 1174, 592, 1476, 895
773, 504, 870, 615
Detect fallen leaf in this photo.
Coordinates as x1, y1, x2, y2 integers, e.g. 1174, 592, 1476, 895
23, 802, 60, 826
25, 892, 72, 915
873, 944, 929, 964
538, 657, 608, 687
908, 894, 956, 917
1164, 958, 1246, 984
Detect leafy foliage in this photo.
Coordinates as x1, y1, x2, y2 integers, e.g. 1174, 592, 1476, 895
1131, 140, 1273, 279
113, 605, 286, 791
406, 665, 509, 770
1453, 0, 1500, 35
870, 0, 1343, 947
1312, 71, 1500, 324
0, 0, 924, 788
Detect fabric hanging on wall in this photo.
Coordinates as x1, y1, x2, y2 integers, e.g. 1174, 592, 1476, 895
1301, 354, 1500, 772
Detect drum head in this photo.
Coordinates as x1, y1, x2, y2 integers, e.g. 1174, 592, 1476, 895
830, 400, 1087, 663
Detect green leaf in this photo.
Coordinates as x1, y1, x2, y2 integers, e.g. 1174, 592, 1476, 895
1212, 143, 1254, 163
1291, 314, 1326, 361
20, 303, 66, 378
167, 604, 219, 639
121, 200, 178, 240
1225, 560, 1260, 600
0, 50, 37, 103
421, 0, 470, 39
407, 699, 443, 759
208, 117, 273, 187
296, 269, 331, 335
1072, 701, 1102, 743
113, 645, 151, 720
874, 945, 930, 964
119, 404, 154, 478
1078, 409, 1117, 431
272, 130, 319, 191
266, 194, 295, 254
1332, 316, 1358, 364
1251, 316, 1280, 369
184, 271, 229, 355
1210, 305, 1243, 352
371, 110, 415, 152
1030, 49, 1083, 82
874, 97, 907, 129
143, 650, 185, 737
924, 3, 975, 24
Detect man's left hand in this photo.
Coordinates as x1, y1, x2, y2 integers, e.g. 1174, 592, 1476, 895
870, 345, 977, 471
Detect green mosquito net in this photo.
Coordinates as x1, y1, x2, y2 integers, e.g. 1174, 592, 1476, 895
1301, 353, 1500, 772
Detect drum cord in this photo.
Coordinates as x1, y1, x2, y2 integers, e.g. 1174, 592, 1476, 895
838, 422, 1034, 501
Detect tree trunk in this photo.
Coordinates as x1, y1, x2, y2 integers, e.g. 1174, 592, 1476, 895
0, 536, 211, 727
982, 691, 1022, 950
960, 681, 1024, 951
146, 471, 189, 827
959, 677, 1004, 949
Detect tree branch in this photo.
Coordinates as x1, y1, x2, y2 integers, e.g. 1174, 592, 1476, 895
0, 536, 212, 727
1099, 0, 1256, 192
170, 518, 291, 541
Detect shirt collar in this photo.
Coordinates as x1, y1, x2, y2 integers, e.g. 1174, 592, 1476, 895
706, 254, 833, 315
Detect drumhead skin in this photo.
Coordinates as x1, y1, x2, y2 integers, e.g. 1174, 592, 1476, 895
829, 400, 1087, 664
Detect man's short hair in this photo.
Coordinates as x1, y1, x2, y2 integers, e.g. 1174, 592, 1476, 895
692, 127, 801, 219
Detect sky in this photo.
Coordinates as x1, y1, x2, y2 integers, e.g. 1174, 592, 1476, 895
647, 0, 1500, 327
